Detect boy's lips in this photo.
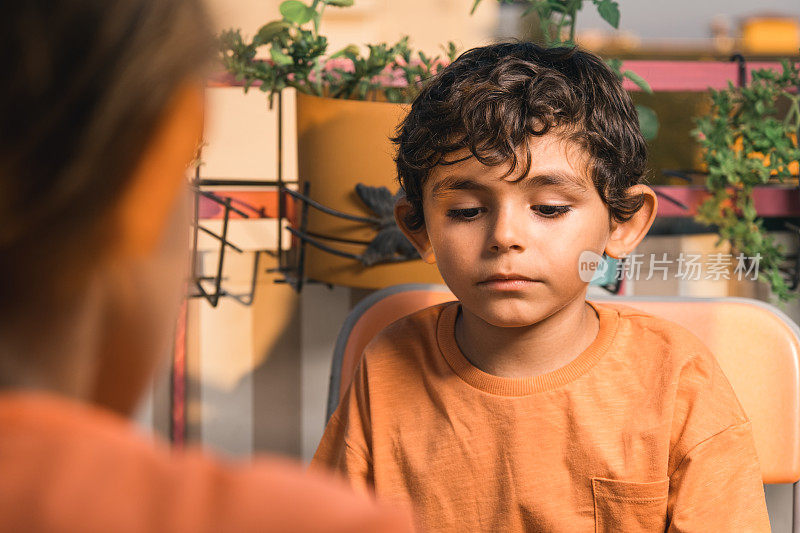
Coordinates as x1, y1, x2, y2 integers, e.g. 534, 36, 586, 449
477, 274, 540, 290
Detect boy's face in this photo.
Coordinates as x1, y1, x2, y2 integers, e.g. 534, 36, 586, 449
403, 133, 635, 328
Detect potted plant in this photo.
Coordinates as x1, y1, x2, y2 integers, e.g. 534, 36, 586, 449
220, 0, 458, 288
692, 59, 800, 302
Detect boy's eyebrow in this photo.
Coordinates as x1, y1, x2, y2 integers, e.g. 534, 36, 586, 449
523, 172, 590, 193
430, 171, 590, 198
430, 177, 489, 197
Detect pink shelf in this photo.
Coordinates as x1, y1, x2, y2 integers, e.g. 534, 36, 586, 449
208, 60, 794, 92
198, 190, 296, 221
197, 185, 800, 221
619, 60, 788, 92
654, 185, 800, 218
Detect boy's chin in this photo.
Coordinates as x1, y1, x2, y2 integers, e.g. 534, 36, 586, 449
463, 300, 550, 329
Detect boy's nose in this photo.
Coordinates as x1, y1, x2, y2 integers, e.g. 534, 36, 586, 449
488, 208, 525, 253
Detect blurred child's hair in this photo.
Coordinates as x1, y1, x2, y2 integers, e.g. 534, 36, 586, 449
0, 0, 213, 314
392, 42, 648, 231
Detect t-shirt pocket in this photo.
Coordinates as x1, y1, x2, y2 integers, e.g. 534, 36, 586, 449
591, 476, 670, 532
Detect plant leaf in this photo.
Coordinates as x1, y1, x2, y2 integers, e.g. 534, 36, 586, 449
636, 104, 659, 141
622, 69, 652, 93
596, 0, 620, 29
331, 44, 360, 58
270, 47, 294, 66
324, 0, 354, 6
605, 58, 622, 75
470, 0, 483, 15
280, 0, 313, 24
254, 21, 291, 44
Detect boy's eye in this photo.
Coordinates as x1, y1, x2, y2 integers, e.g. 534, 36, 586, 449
533, 205, 571, 218
446, 207, 484, 220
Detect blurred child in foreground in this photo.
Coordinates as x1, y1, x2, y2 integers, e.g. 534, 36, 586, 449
0, 2, 414, 531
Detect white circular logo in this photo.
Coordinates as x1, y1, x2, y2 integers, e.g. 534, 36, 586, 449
578, 250, 608, 283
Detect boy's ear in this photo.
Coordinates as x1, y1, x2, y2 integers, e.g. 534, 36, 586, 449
394, 197, 436, 264
604, 184, 658, 259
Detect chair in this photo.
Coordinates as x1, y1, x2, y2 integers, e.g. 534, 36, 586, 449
327, 283, 800, 530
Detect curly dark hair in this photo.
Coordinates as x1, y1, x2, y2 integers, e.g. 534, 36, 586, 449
392, 41, 648, 231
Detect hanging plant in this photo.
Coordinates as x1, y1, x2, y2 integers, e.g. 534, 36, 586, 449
692, 59, 800, 302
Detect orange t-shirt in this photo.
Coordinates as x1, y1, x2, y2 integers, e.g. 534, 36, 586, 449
312, 300, 771, 532
0, 392, 415, 533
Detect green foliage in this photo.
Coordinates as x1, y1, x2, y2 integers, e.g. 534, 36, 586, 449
472, 0, 657, 140
280, 1, 314, 24
218, 0, 456, 105
635, 104, 659, 140
693, 60, 800, 302
221, 0, 656, 140
595, 0, 619, 29
472, 0, 619, 45
620, 68, 651, 93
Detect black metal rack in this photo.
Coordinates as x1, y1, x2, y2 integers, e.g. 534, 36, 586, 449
189, 173, 267, 307
189, 90, 434, 302
189, 91, 300, 306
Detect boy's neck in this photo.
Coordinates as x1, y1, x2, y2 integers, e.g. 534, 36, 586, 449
454, 295, 600, 379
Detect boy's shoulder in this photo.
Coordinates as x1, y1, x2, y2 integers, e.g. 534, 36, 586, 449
595, 301, 750, 433
597, 300, 713, 350
593, 300, 734, 386
596, 300, 753, 459
361, 301, 455, 364
366, 300, 454, 345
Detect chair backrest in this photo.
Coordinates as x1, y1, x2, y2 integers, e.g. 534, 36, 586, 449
327, 284, 455, 421
328, 285, 800, 484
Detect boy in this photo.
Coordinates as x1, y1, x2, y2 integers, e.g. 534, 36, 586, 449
0, 1, 413, 531
312, 43, 771, 531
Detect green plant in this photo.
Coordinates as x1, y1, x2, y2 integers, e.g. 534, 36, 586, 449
471, 0, 659, 140
471, 0, 619, 46
218, 0, 457, 105
692, 60, 800, 302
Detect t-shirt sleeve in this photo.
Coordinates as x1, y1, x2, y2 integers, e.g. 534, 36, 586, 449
310, 356, 374, 496
667, 421, 770, 531
666, 344, 771, 531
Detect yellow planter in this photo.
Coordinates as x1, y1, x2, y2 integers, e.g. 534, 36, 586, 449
295, 92, 443, 288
